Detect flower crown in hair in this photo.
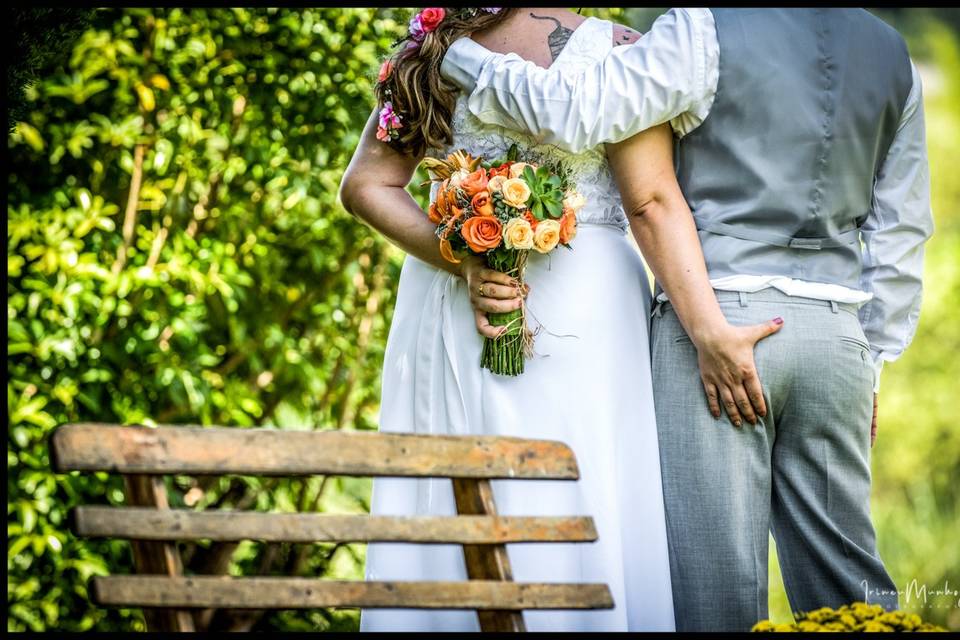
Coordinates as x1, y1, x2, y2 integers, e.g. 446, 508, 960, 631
377, 7, 501, 144
394, 7, 502, 52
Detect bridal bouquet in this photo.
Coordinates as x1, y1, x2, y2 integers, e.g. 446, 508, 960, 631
420, 146, 583, 376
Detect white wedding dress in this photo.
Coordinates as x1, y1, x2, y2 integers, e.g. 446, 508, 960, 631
360, 17, 675, 632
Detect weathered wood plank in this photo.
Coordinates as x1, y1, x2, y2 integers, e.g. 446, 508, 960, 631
91, 577, 615, 610
121, 475, 195, 632
453, 478, 525, 632
50, 424, 579, 479
70, 506, 598, 544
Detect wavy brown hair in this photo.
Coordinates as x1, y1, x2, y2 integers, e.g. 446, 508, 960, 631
375, 8, 516, 157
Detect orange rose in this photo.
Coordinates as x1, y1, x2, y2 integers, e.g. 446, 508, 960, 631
460, 168, 489, 197
471, 191, 494, 217
428, 202, 443, 224
559, 207, 577, 244
488, 162, 511, 179
523, 211, 539, 230
461, 215, 502, 253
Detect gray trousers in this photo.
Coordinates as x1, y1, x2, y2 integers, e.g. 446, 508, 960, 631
651, 288, 899, 632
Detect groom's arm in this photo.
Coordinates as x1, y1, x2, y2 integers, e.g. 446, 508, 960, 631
859, 61, 934, 394
440, 8, 717, 152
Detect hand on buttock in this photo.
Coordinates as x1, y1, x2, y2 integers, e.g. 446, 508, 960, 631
693, 318, 784, 427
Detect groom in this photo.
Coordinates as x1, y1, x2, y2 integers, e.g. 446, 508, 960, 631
440, 8, 933, 631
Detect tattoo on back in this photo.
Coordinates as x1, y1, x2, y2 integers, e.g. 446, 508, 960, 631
614, 28, 636, 47
529, 13, 575, 61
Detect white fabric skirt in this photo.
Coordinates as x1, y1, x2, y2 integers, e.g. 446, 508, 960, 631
359, 224, 676, 631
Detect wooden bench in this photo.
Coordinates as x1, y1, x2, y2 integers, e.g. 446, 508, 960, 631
50, 423, 613, 632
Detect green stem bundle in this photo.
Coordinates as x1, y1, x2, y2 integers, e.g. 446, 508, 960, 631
480, 249, 529, 376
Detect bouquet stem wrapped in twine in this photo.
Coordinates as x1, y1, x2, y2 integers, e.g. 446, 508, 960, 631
481, 250, 534, 376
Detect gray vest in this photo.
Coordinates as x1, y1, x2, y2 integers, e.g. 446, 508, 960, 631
675, 8, 913, 288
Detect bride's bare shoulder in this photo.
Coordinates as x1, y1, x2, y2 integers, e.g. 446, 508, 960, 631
470, 9, 588, 69
612, 22, 643, 47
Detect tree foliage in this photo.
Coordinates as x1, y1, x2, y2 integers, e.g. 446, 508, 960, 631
8, 8, 409, 631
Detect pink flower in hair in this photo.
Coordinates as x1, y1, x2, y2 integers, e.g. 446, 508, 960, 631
379, 102, 401, 130
419, 8, 446, 32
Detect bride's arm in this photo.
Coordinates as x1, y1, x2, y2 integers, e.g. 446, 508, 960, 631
340, 110, 522, 336
340, 110, 458, 274
606, 125, 782, 427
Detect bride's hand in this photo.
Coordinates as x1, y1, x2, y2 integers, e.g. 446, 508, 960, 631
459, 255, 526, 339
691, 318, 784, 427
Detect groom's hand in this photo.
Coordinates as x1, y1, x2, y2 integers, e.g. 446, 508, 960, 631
871, 393, 879, 447
692, 318, 784, 427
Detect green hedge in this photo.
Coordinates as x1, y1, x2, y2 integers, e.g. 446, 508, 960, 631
7, 8, 410, 631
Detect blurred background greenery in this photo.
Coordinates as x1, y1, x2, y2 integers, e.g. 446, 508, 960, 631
6, 7, 958, 632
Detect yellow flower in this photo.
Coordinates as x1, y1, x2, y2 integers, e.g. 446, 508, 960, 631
805, 608, 836, 623
562, 189, 586, 213
508, 162, 535, 179
488, 175, 507, 193
503, 217, 535, 250
750, 620, 776, 632
501, 177, 532, 209
532, 219, 561, 253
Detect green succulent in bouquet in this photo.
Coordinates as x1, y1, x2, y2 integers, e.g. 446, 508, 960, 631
523, 164, 565, 221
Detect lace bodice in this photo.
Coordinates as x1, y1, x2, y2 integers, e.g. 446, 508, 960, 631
431, 17, 628, 232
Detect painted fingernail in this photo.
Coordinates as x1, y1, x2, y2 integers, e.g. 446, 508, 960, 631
734, 420, 742, 427
773, 317, 784, 325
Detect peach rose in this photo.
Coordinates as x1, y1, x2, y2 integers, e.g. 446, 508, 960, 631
562, 190, 586, 213
501, 178, 531, 208
503, 217, 535, 250
508, 162, 535, 179
533, 219, 561, 253
461, 215, 502, 253
487, 175, 507, 193
559, 207, 577, 244
460, 168, 489, 197
471, 191, 494, 217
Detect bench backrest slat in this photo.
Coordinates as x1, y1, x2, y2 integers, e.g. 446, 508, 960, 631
92, 576, 615, 610
50, 424, 579, 479
71, 507, 599, 544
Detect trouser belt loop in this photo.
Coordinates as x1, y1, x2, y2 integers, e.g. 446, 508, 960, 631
653, 300, 664, 318
830, 300, 840, 314
739, 291, 749, 308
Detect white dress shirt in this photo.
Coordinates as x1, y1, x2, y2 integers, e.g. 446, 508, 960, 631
440, 8, 934, 392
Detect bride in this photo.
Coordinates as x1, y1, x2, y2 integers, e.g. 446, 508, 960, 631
339, 7, 727, 632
